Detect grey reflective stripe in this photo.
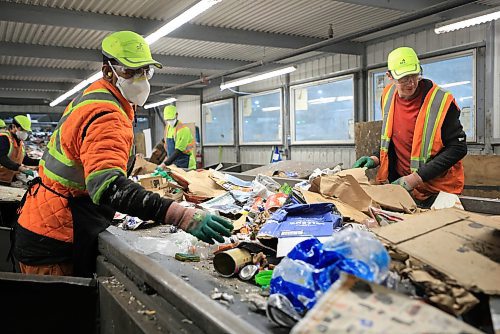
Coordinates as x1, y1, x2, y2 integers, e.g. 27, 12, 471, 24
381, 138, 390, 150
86, 169, 123, 202
380, 85, 396, 150
73, 91, 119, 106
410, 159, 422, 171
421, 88, 446, 161
42, 150, 85, 185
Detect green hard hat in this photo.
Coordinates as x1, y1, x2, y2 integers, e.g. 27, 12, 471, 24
102, 31, 162, 69
0, 119, 5, 128
163, 105, 177, 120
387, 47, 421, 80
14, 115, 31, 132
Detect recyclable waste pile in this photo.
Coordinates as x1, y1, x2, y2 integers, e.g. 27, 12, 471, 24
114, 159, 497, 332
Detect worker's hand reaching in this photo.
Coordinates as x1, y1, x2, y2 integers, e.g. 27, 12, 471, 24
164, 202, 233, 244
18, 165, 35, 177
352, 156, 378, 169
391, 172, 423, 192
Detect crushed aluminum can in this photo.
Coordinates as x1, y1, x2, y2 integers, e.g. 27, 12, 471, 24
239, 264, 259, 281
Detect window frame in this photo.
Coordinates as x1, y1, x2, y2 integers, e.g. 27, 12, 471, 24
202, 98, 235, 146
290, 74, 356, 145
238, 89, 283, 145
367, 49, 478, 142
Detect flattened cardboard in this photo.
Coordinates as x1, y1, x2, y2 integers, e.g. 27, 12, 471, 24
169, 165, 226, 198
131, 155, 158, 176
310, 174, 375, 213
360, 184, 417, 213
300, 190, 370, 223
291, 274, 482, 334
375, 208, 500, 294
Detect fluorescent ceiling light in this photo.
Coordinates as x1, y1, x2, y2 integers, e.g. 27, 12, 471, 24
459, 96, 473, 102
261, 106, 281, 112
308, 96, 353, 105
220, 66, 297, 90
144, 98, 177, 109
435, 9, 500, 34
50, 71, 103, 107
145, 0, 222, 44
440, 81, 470, 88
50, 0, 221, 107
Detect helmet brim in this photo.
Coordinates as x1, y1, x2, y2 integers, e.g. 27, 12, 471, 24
391, 64, 421, 80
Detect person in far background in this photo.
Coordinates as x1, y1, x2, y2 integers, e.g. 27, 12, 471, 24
353, 46, 467, 208
0, 115, 38, 186
159, 105, 196, 170
0, 119, 7, 130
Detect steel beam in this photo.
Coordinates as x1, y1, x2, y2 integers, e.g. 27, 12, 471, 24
334, 0, 439, 12
0, 90, 56, 100
0, 80, 70, 91
0, 2, 363, 55
0, 42, 259, 71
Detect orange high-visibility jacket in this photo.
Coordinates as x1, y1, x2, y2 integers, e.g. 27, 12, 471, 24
18, 79, 134, 242
0, 131, 25, 183
376, 82, 464, 200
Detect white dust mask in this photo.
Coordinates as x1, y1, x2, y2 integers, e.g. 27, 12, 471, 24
16, 130, 28, 141
109, 62, 150, 106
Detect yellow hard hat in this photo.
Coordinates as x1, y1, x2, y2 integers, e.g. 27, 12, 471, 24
0, 119, 5, 128
387, 47, 421, 80
163, 105, 177, 120
102, 31, 162, 69
14, 115, 31, 132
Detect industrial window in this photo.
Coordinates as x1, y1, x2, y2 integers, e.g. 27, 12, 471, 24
239, 90, 282, 144
369, 51, 476, 141
202, 99, 234, 145
291, 76, 355, 144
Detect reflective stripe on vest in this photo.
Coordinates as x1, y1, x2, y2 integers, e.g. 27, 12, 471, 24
41, 88, 127, 193
380, 83, 451, 173
380, 84, 397, 152
0, 132, 25, 158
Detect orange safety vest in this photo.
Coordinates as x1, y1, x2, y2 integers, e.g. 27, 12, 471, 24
376, 82, 464, 200
18, 79, 134, 243
0, 131, 25, 183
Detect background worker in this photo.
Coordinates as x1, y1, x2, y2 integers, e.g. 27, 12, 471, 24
353, 46, 467, 207
0, 119, 6, 129
0, 115, 38, 186
160, 105, 196, 170
14, 31, 232, 277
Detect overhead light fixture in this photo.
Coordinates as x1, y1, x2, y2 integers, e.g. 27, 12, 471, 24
220, 66, 297, 90
144, 98, 177, 109
50, 72, 103, 107
50, 0, 221, 107
435, 8, 500, 34
261, 106, 281, 112
440, 80, 470, 88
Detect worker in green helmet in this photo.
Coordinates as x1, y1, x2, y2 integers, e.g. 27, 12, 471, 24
0, 115, 39, 185
159, 105, 197, 170
353, 46, 466, 207
0, 119, 6, 129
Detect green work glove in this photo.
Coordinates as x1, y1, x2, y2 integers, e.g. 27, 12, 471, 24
353, 156, 377, 169
391, 172, 423, 192
187, 211, 233, 244
164, 202, 233, 244
20, 168, 34, 177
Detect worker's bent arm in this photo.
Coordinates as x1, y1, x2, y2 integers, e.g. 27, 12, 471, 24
0, 136, 21, 171
417, 101, 467, 182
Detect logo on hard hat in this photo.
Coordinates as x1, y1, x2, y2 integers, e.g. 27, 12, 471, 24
136, 43, 143, 51
400, 58, 406, 65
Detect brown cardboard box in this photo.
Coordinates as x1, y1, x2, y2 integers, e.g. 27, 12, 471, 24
139, 175, 165, 190
291, 274, 482, 334
374, 208, 500, 295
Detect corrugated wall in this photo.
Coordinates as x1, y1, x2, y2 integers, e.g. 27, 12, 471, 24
202, 146, 238, 167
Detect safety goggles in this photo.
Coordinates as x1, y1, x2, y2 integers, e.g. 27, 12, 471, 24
109, 63, 155, 80
396, 74, 421, 86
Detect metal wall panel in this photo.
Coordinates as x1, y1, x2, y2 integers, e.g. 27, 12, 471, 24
290, 54, 361, 83
494, 21, 500, 140
202, 146, 237, 167
240, 146, 274, 165
291, 146, 356, 168
366, 25, 488, 67
176, 95, 201, 127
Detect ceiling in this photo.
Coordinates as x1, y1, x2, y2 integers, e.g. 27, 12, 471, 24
0, 0, 498, 106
